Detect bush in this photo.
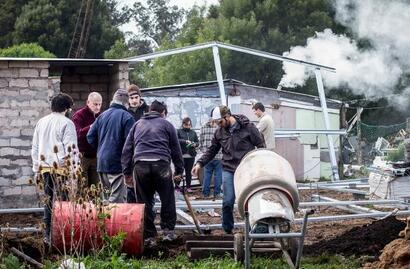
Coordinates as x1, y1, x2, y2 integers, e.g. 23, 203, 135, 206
0, 254, 24, 269
0, 43, 56, 58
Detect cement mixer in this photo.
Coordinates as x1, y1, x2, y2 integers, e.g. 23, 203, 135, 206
233, 149, 313, 269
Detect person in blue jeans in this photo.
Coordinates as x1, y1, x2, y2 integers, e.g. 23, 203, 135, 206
199, 119, 223, 197
192, 106, 264, 234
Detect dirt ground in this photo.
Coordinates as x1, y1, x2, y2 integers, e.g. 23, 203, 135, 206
0, 188, 407, 266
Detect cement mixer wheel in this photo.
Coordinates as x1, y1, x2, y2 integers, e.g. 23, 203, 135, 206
234, 233, 244, 262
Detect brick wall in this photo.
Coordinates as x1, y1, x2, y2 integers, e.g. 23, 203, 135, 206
0, 60, 57, 208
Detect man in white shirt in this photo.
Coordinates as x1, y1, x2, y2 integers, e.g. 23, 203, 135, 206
31, 93, 79, 244
252, 102, 275, 150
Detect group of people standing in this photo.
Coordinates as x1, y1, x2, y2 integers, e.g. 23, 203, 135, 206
31, 83, 275, 245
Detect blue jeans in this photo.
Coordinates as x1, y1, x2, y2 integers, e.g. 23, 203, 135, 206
202, 159, 222, 196
222, 170, 235, 233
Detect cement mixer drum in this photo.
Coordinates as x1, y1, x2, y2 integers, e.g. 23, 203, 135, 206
234, 149, 299, 220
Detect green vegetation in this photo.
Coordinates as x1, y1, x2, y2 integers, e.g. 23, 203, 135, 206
0, 43, 55, 58
0, 253, 361, 269
386, 144, 405, 162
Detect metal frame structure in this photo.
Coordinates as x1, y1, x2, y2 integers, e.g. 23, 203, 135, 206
126, 41, 340, 181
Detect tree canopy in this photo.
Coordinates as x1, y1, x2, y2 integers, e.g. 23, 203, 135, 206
0, 43, 56, 58
1, 0, 125, 58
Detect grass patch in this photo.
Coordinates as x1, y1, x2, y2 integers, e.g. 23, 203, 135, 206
81, 254, 361, 269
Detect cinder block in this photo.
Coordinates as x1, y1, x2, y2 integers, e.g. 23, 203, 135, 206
29, 79, 48, 88
0, 61, 8, 68
28, 61, 49, 68
20, 109, 40, 117
22, 185, 37, 195
0, 177, 10, 186
0, 158, 11, 166
0, 78, 8, 87
14, 175, 32, 184
10, 100, 31, 107
19, 68, 39, 78
0, 109, 18, 117
3, 186, 22, 196
9, 61, 29, 68
9, 79, 29, 87
10, 159, 29, 166
21, 128, 34, 136
10, 138, 31, 147
1, 168, 20, 176
0, 129, 20, 137
0, 139, 10, 147
10, 119, 30, 127
19, 149, 31, 156
29, 99, 49, 107
40, 69, 49, 77
0, 147, 20, 156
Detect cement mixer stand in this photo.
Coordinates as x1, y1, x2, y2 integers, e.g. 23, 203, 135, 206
237, 208, 314, 269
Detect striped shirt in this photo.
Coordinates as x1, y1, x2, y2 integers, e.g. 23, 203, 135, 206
199, 122, 222, 160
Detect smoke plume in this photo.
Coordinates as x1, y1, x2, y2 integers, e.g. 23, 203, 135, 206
280, 0, 410, 108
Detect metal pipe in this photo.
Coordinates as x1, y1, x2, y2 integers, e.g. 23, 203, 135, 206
126, 42, 215, 61
0, 208, 44, 214
216, 42, 336, 72
212, 45, 227, 105
249, 232, 302, 239
314, 68, 339, 181
276, 129, 346, 135
315, 185, 367, 195
0, 227, 41, 233
312, 195, 381, 214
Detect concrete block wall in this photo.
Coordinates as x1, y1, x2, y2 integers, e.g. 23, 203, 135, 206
0, 60, 57, 208
60, 63, 129, 110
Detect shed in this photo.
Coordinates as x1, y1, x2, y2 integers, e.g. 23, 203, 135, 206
142, 79, 344, 181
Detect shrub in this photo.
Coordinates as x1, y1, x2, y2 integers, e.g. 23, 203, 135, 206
0, 43, 56, 58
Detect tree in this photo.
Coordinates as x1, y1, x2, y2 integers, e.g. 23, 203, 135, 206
10, 0, 125, 58
144, 0, 339, 88
0, 0, 29, 48
131, 0, 186, 46
0, 43, 56, 58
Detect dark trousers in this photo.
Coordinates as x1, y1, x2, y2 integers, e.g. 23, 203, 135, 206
133, 161, 176, 238
43, 172, 67, 238
182, 157, 195, 188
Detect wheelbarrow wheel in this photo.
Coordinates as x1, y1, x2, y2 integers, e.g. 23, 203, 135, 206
289, 238, 299, 265
234, 233, 244, 262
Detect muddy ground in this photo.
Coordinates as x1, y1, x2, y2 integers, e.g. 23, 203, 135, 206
0, 188, 407, 266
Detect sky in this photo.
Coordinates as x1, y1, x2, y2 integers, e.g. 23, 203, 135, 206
117, 0, 219, 35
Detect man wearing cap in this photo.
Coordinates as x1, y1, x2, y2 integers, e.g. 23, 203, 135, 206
126, 84, 149, 203
192, 105, 265, 234
87, 89, 135, 203
127, 84, 149, 122
72, 92, 102, 188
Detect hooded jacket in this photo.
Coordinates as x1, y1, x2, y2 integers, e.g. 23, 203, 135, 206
177, 128, 198, 157
197, 115, 265, 173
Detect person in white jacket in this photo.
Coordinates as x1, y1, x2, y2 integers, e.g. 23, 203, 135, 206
252, 102, 275, 150
31, 93, 78, 244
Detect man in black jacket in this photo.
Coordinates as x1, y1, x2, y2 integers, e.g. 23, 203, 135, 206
122, 100, 184, 245
192, 105, 265, 234
126, 84, 149, 202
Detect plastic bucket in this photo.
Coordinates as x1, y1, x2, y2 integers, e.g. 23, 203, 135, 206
52, 201, 144, 255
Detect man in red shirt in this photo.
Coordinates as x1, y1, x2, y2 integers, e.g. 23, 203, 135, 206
72, 92, 102, 187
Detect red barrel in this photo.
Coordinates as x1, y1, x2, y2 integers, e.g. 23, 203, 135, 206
52, 201, 144, 255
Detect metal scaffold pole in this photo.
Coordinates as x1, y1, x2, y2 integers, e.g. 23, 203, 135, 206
314, 68, 340, 181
